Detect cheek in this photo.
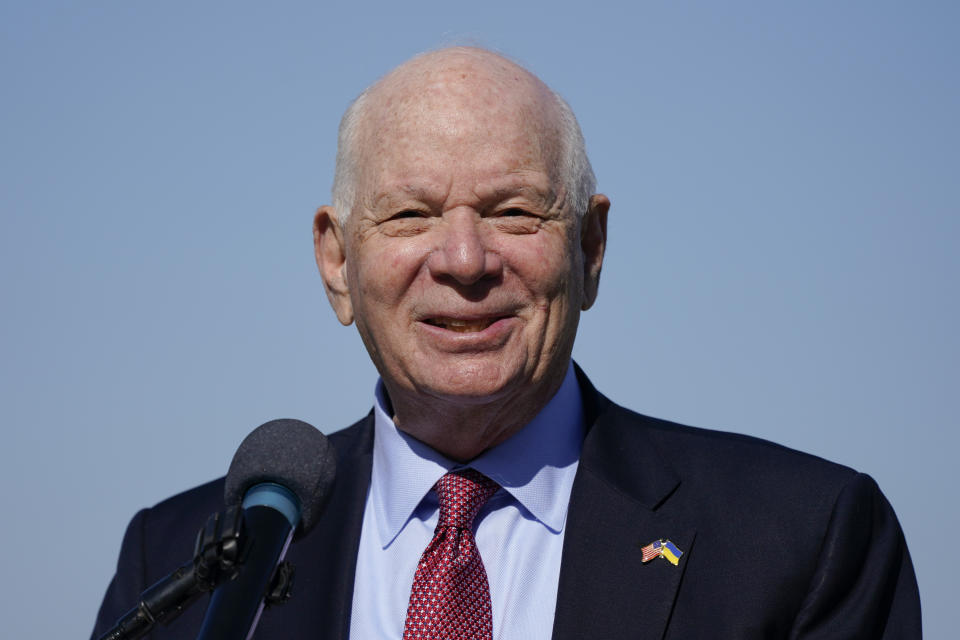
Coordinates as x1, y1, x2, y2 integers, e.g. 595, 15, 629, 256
506, 237, 581, 300
350, 242, 429, 312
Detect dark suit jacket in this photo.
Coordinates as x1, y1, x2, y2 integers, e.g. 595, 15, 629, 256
91, 371, 921, 639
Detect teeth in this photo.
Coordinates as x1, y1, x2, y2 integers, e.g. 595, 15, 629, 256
427, 318, 495, 332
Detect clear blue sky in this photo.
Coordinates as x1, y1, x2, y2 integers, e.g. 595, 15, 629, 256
1, 2, 956, 636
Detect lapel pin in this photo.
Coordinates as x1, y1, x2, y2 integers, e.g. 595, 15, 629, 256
641, 539, 684, 566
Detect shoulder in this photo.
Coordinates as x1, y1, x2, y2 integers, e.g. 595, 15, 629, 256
599, 397, 859, 498
576, 363, 855, 490
642, 409, 855, 488
144, 476, 225, 527
112, 416, 372, 583
138, 413, 373, 550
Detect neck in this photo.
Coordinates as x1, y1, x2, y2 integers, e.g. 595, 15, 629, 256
384, 368, 569, 462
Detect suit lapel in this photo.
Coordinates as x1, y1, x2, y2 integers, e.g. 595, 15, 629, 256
269, 415, 374, 640
552, 371, 696, 640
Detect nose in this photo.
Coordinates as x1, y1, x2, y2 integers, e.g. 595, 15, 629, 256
428, 210, 502, 285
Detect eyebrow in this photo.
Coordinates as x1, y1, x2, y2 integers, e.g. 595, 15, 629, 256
373, 181, 553, 208
483, 184, 550, 201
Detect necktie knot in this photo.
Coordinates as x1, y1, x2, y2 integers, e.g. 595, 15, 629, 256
435, 468, 500, 531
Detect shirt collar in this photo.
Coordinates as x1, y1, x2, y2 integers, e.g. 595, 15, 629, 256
369, 362, 585, 548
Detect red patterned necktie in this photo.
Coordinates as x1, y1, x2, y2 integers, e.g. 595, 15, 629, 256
402, 468, 501, 640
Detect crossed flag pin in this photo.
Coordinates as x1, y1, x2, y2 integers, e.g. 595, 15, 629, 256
640, 539, 684, 566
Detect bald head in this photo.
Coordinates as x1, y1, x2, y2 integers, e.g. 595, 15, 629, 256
332, 47, 595, 225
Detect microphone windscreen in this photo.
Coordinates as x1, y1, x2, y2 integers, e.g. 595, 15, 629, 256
224, 419, 336, 534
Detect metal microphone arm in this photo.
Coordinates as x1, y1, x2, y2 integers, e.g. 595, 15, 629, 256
96, 505, 294, 640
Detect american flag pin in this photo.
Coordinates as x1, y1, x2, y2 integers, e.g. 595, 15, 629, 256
640, 540, 663, 563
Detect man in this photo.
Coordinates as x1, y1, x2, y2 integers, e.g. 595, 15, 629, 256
92, 47, 920, 639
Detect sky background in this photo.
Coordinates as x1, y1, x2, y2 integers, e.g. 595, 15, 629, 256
1, 1, 956, 637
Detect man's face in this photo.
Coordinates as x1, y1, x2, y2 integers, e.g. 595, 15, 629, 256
318, 67, 606, 423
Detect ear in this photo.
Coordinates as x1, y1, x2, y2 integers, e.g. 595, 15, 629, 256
313, 206, 354, 325
580, 194, 609, 310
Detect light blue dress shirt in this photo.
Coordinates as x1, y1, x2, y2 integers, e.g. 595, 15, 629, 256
349, 362, 585, 640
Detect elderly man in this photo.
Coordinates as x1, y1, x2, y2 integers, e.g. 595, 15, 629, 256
92, 48, 920, 639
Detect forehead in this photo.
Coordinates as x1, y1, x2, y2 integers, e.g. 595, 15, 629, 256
354, 56, 563, 192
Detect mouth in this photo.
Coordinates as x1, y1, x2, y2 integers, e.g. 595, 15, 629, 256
422, 316, 506, 333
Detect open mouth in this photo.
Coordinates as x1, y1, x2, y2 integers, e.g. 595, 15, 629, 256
423, 317, 503, 333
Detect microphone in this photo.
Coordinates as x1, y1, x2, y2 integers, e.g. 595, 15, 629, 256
196, 419, 336, 640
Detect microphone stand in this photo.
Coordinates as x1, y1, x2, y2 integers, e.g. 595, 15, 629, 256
96, 506, 295, 640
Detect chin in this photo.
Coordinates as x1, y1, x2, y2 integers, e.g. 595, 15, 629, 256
416, 359, 525, 405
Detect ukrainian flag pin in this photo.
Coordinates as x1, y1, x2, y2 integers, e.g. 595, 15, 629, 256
661, 540, 683, 566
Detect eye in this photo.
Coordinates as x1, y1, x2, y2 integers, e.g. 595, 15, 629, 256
499, 208, 536, 218
490, 207, 542, 234
381, 209, 432, 237
390, 209, 426, 220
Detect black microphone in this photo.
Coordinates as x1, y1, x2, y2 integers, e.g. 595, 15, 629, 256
196, 419, 336, 640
